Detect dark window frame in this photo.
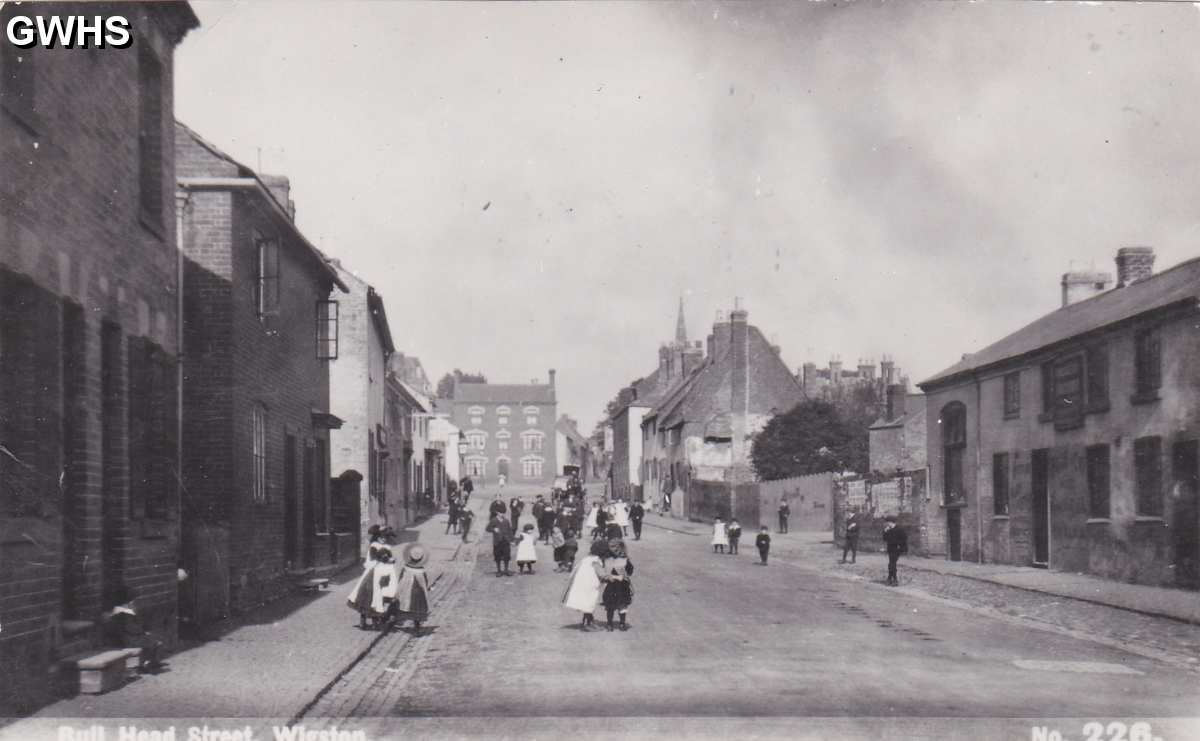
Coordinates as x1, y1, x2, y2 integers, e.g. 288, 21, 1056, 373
1085, 343, 1109, 412
316, 300, 339, 360
254, 236, 281, 319
992, 452, 1010, 516
1134, 436, 1163, 517
1086, 444, 1110, 519
941, 402, 967, 505
1133, 327, 1162, 401
1002, 372, 1020, 419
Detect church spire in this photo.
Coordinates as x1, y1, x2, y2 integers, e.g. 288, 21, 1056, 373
675, 295, 687, 345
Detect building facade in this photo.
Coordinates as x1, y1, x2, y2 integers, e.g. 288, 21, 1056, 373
176, 123, 351, 625
327, 264, 395, 555
0, 3, 198, 710
868, 386, 928, 475
450, 374, 557, 485
920, 248, 1200, 590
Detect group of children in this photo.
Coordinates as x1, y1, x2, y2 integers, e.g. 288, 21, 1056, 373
711, 516, 774, 565
346, 524, 432, 633
561, 537, 635, 632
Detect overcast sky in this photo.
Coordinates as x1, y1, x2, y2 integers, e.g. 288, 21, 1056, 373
176, 1, 1200, 433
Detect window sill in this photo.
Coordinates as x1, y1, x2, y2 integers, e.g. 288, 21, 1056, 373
992, 514, 1010, 520
1133, 515, 1164, 523
1002, 412, 1020, 421
1086, 517, 1111, 524
941, 501, 968, 510
1130, 392, 1160, 406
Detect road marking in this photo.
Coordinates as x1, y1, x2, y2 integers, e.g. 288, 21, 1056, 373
1013, 659, 1144, 675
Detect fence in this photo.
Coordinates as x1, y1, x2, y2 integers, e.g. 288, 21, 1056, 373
757, 472, 834, 532
832, 469, 928, 554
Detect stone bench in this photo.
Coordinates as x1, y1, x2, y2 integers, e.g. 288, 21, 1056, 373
61, 649, 130, 694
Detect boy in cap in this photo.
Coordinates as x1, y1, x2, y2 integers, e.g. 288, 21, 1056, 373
882, 516, 908, 586
755, 526, 771, 565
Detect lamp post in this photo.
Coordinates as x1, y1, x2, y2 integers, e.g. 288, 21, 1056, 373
458, 435, 468, 499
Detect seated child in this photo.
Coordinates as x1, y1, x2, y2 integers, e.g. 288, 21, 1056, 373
102, 585, 164, 671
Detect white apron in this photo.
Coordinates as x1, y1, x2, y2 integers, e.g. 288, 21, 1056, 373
562, 555, 602, 613
615, 504, 630, 528
711, 522, 729, 547
516, 533, 538, 563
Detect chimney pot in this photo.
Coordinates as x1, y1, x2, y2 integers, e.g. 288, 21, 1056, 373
1115, 246, 1155, 288
1061, 270, 1112, 307
549, 369, 556, 388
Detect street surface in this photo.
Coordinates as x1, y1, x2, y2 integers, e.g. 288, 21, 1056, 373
306, 485, 1199, 725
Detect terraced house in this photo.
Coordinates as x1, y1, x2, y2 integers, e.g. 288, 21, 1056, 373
0, 2, 198, 710
920, 248, 1200, 590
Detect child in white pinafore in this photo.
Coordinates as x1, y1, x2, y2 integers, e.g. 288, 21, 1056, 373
516, 522, 539, 574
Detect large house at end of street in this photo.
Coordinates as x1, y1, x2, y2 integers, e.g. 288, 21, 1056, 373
919, 247, 1200, 590
451, 374, 558, 485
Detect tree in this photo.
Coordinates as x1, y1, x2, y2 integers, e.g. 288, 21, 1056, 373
435, 369, 488, 399
750, 399, 862, 481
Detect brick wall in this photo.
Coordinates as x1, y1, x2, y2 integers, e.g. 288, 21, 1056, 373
0, 4, 194, 711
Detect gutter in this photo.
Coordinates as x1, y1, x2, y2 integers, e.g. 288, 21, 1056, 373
177, 177, 349, 293
974, 371, 983, 564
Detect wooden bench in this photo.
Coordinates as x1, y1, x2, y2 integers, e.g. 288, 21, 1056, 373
297, 578, 330, 592
61, 649, 129, 694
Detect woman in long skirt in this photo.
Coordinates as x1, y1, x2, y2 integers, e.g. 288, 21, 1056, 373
562, 539, 607, 630
391, 545, 432, 634
599, 538, 634, 631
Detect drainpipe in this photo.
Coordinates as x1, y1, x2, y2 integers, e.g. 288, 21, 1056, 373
175, 189, 189, 523
974, 372, 983, 564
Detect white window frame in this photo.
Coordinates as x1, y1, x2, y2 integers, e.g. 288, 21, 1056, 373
251, 404, 267, 502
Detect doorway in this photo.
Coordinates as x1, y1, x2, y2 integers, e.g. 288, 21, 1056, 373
947, 508, 962, 561
284, 434, 297, 568
1171, 440, 1200, 589
498, 459, 509, 480
1032, 448, 1050, 567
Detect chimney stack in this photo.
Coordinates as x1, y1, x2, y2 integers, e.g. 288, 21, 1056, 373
886, 384, 907, 421
548, 369, 556, 388
1115, 246, 1155, 288
260, 174, 294, 221
712, 310, 731, 359
1061, 270, 1112, 307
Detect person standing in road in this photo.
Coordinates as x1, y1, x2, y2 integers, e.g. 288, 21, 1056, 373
445, 496, 460, 535
727, 518, 742, 555
516, 523, 539, 574
598, 537, 634, 631
391, 545, 432, 635
841, 512, 860, 564
461, 475, 474, 502
532, 496, 547, 541
489, 494, 507, 519
755, 526, 771, 565
460, 506, 475, 543
629, 500, 645, 540
615, 498, 630, 536
882, 515, 908, 586
778, 500, 790, 534
563, 539, 607, 630
540, 500, 557, 544
711, 516, 728, 554
509, 495, 524, 529
486, 511, 515, 577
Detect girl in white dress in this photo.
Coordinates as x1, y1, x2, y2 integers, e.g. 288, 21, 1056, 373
711, 516, 729, 554
614, 500, 631, 536
562, 539, 607, 630
515, 523, 539, 574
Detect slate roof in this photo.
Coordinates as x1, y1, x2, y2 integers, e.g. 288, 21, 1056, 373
869, 394, 927, 430
455, 383, 555, 405
921, 256, 1200, 389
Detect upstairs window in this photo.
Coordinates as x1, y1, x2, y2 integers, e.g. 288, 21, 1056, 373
1134, 328, 1161, 398
941, 402, 966, 504
498, 416, 508, 426
316, 300, 338, 359
137, 43, 164, 231
1050, 355, 1084, 429
522, 432, 544, 452
0, 10, 36, 131
255, 237, 280, 318
1002, 372, 1020, 418
526, 415, 538, 426
1086, 344, 1109, 411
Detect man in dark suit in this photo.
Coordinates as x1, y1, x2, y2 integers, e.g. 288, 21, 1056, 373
882, 516, 908, 586
629, 501, 645, 540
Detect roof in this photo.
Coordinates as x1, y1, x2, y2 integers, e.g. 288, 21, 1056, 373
367, 287, 396, 355
556, 417, 589, 445
454, 383, 555, 405
175, 121, 348, 293
921, 256, 1200, 389
869, 395, 927, 431
391, 378, 431, 413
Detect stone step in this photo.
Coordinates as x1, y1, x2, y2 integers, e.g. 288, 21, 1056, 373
60, 649, 130, 694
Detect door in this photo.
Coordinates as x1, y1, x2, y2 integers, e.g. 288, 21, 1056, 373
498, 459, 509, 479
1171, 440, 1200, 589
947, 508, 962, 561
284, 434, 297, 568
1032, 448, 1050, 567
302, 443, 314, 568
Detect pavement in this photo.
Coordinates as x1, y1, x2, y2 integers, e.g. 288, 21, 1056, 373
643, 512, 1200, 625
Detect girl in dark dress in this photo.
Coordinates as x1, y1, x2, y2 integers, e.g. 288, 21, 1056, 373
598, 538, 634, 631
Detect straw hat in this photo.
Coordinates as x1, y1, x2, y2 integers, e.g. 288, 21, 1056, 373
405, 545, 428, 568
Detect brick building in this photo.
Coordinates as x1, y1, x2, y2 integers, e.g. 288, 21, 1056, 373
642, 302, 806, 520
175, 123, 351, 625
327, 263, 396, 554
451, 374, 557, 485
0, 3, 198, 710
920, 247, 1200, 590
609, 300, 703, 501
868, 385, 927, 475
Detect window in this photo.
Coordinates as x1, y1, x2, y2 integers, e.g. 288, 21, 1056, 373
1041, 362, 1055, 415
522, 457, 544, 478
1086, 344, 1109, 411
1051, 355, 1084, 429
128, 336, 175, 521
1134, 328, 1161, 398
468, 406, 485, 416
496, 430, 511, 440
522, 432, 544, 451
468, 432, 486, 449
496, 406, 511, 415
466, 458, 486, 477
316, 300, 338, 359
992, 452, 1009, 516
255, 237, 280, 318
526, 415, 537, 425
0, 10, 36, 131
1003, 373, 1020, 418
498, 440, 508, 450
252, 405, 267, 502
941, 402, 966, 504
138, 42, 164, 230
470, 416, 482, 425
1134, 436, 1163, 517
1086, 444, 1110, 519
498, 416, 508, 426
